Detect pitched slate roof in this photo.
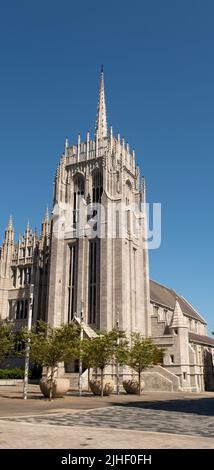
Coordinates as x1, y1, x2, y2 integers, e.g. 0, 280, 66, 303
189, 332, 214, 347
150, 279, 206, 325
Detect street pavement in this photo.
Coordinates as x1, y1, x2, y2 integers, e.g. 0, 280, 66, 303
0, 384, 214, 449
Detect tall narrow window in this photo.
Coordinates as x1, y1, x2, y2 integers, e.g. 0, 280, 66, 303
91, 170, 103, 225
27, 267, 31, 284
16, 301, 20, 319
24, 268, 28, 285
20, 300, 24, 319
92, 170, 103, 203
19, 268, 23, 286
125, 180, 132, 230
9, 301, 13, 320
68, 244, 77, 322
116, 171, 120, 193
125, 180, 132, 206
11, 268, 16, 287
24, 300, 28, 319
73, 174, 85, 225
88, 239, 100, 324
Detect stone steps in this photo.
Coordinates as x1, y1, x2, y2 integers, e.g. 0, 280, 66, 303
74, 317, 97, 338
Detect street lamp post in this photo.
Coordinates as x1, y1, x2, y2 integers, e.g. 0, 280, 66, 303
116, 318, 120, 395
23, 284, 34, 400
79, 305, 84, 397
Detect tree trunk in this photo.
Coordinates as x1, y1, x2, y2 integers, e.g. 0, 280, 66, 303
138, 370, 141, 396
88, 367, 91, 392
101, 368, 104, 398
49, 367, 55, 401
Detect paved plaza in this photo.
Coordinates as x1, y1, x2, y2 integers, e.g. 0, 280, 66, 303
0, 385, 214, 448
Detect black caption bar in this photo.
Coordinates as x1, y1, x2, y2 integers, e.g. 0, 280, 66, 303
0, 449, 213, 468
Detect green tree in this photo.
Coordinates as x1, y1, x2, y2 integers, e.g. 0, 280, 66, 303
0, 320, 14, 363
20, 320, 80, 400
82, 329, 129, 397
128, 333, 164, 395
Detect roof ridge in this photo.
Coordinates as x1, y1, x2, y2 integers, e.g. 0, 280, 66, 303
180, 296, 207, 324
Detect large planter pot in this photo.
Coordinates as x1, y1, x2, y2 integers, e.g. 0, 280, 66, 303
40, 377, 70, 398
123, 379, 145, 394
89, 379, 114, 396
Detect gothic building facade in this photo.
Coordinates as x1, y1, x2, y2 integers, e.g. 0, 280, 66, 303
0, 69, 214, 392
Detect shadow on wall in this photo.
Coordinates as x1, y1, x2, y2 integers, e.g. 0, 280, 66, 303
203, 349, 214, 391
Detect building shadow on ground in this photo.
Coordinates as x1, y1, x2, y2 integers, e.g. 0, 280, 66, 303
111, 397, 214, 416
0, 394, 44, 400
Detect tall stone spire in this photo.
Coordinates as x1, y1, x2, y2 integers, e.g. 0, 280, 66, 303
95, 65, 107, 139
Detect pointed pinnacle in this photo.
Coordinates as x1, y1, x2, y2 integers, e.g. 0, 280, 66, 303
65, 136, 69, 156
171, 299, 186, 328
65, 136, 69, 148
7, 215, 14, 231
95, 66, 108, 139
44, 206, 49, 223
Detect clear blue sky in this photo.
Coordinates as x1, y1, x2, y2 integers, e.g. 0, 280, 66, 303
0, 1, 213, 332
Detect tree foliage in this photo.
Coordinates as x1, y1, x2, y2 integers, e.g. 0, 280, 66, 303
128, 333, 165, 395
0, 321, 14, 363
82, 329, 129, 397
20, 320, 80, 399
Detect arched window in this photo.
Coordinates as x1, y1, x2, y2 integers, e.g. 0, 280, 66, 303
92, 170, 103, 203
125, 180, 132, 206
125, 180, 132, 231
74, 174, 85, 194
73, 174, 85, 224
